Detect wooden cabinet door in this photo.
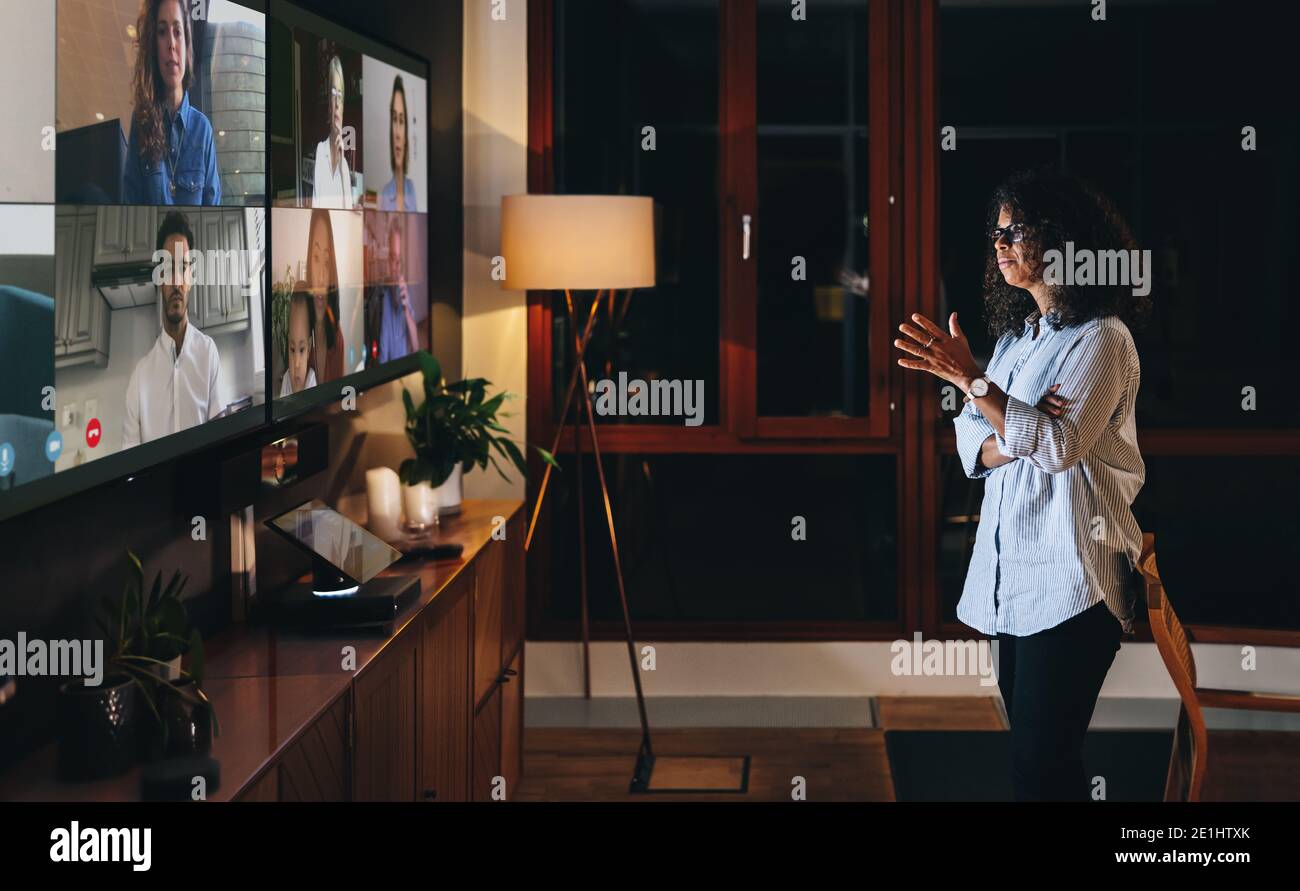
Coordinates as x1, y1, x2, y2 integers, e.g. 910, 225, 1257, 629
419, 569, 473, 802
278, 694, 350, 802
500, 648, 523, 798
221, 210, 250, 325
474, 538, 504, 709
352, 630, 418, 801
93, 206, 127, 266
53, 211, 76, 354
471, 686, 502, 802
194, 211, 227, 328
123, 207, 158, 265
502, 511, 526, 663
236, 768, 279, 802
65, 214, 104, 358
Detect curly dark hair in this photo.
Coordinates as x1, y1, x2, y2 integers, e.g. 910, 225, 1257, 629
982, 167, 1151, 340
131, 0, 195, 170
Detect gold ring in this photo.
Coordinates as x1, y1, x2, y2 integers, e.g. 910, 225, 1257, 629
925, 336, 935, 349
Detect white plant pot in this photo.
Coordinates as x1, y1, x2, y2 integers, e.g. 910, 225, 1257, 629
435, 464, 463, 516
148, 655, 183, 682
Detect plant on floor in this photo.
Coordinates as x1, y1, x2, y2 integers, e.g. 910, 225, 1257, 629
400, 350, 557, 488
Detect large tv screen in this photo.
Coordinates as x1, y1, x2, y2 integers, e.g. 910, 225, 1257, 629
267, 0, 431, 420
0, 0, 436, 523
0, 0, 269, 522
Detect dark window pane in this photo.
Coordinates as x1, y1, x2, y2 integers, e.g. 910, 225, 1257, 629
547, 453, 898, 623
939, 1, 1298, 428
756, 1, 870, 417
553, 0, 720, 425
1132, 456, 1300, 630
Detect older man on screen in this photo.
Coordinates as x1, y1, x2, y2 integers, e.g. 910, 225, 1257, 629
123, 211, 222, 448
312, 55, 353, 209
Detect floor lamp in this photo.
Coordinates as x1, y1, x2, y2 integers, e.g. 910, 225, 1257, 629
500, 194, 660, 791
500, 195, 751, 795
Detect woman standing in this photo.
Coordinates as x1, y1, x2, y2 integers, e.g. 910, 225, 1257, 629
306, 209, 345, 384
123, 0, 221, 205
894, 168, 1150, 801
379, 75, 417, 212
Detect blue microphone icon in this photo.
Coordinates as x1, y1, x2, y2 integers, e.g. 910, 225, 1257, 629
45, 430, 63, 463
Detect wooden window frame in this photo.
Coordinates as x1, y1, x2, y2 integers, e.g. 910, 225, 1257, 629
527, 0, 914, 642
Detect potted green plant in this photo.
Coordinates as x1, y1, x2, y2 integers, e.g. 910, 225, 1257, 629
59, 552, 219, 779
399, 351, 556, 520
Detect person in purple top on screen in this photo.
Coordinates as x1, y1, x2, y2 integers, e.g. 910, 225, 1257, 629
376, 218, 419, 363
123, 0, 221, 206
378, 75, 417, 212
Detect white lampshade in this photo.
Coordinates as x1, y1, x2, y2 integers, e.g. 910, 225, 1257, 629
499, 194, 656, 291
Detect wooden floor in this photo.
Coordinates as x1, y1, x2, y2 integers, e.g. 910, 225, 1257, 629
516, 727, 894, 801
876, 695, 1006, 731
514, 697, 1003, 802
516, 696, 1300, 801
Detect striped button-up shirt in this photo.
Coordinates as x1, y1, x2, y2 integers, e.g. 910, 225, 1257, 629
953, 310, 1144, 637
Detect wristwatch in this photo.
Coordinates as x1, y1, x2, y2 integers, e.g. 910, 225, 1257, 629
965, 375, 990, 400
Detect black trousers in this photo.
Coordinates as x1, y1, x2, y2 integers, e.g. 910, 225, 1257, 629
994, 600, 1123, 801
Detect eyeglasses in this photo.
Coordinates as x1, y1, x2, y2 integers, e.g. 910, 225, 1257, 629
988, 223, 1027, 245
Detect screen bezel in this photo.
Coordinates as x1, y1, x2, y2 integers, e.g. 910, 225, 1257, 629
0, 406, 265, 524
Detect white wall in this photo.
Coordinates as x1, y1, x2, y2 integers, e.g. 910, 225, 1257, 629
526, 640, 1300, 703
461, 0, 529, 502
0, 0, 54, 203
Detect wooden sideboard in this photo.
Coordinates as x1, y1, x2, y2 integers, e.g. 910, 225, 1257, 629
0, 499, 526, 803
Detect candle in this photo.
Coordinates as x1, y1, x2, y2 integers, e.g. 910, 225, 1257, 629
402, 482, 439, 532
365, 467, 403, 541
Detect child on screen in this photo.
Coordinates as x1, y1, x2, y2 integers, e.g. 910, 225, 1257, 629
281, 290, 318, 396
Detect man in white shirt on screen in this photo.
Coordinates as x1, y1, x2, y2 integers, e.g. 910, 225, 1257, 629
123, 211, 222, 449
312, 55, 353, 209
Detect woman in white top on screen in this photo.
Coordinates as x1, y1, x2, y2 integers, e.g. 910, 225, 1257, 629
280, 288, 319, 396
312, 55, 352, 209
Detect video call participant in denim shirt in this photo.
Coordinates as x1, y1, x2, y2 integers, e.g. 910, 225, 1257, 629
123, 0, 221, 206
378, 75, 417, 212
